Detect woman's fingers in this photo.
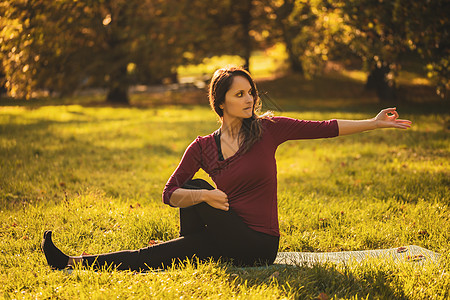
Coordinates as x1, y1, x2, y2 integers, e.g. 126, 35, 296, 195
377, 108, 396, 122
380, 119, 411, 129
381, 107, 396, 115
391, 110, 399, 119
220, 192, 229, 211
395, 124, 411, 129
206, 189, 230, 211
397, 119, 412, 123
385, 108, 399, 120
391, 120, 412, 129
397, 121, 410, 126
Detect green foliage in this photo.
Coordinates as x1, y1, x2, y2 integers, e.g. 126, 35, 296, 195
0, 0, 243, 102
338, 0, 449, 99
0, 84, 449, 298
261, 0, 337, 77
1, 0, 448, 103
1, 0, 159, 100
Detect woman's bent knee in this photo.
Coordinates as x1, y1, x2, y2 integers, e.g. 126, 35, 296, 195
182, 179, 215, 190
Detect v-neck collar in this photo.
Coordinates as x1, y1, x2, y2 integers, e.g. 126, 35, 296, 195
213, 129, 224, 161
213, 129, 243, 162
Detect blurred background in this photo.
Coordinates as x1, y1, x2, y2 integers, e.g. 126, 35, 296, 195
0, 0, 448, 105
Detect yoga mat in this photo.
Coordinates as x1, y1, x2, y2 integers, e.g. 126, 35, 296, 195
274, 245, 441, 266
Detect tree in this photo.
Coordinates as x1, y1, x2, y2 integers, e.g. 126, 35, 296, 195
194, 0, 264, 72
260, 0, 345, 77
338, 0, 449, 102
0, 0, 217, 103
262, 0, 313, 74
1, 1, 145, 102
338, 0, 405, 102
399, 0, 449, 99
1, 0, 270, 102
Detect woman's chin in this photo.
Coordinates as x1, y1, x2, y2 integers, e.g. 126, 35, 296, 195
242, 111, 253, 118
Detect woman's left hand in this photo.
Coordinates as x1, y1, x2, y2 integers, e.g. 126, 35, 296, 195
374, 108, 412, 129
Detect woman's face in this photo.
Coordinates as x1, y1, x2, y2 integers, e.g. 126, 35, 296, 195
222, 75, 254, 121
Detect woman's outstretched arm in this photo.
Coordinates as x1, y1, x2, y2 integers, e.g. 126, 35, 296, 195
337, 107, 412, 136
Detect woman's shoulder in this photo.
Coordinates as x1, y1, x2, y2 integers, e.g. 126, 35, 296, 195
183, 133, 215, 157
191, 132, 216, 147
261, 115, 297, 127
262, 115, 296, 121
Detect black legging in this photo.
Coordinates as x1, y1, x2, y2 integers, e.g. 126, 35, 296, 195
82, 179, 279, 271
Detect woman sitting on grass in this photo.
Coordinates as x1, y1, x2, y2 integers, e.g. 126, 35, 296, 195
42, 66, 411, 271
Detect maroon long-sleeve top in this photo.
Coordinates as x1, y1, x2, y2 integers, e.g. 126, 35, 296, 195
163, 117, 339, 236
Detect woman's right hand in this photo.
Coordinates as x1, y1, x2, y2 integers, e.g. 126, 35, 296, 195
204, 189, 229, 211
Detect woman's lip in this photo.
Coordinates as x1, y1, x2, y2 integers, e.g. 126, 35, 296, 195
243, 107, 252, 110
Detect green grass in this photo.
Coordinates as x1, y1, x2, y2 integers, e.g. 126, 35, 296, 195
1, 76, 449, 299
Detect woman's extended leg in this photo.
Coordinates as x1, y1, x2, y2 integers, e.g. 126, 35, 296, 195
41, 179, 221, 271
42, 229, 219, 271
80, 230, 220, 270
42, 179, 278, 271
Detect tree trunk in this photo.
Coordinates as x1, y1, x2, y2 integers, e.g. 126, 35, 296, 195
366, 64, 396, 103
106, 86, 129, 104
106, 65, 129, 104
241, 0, 252, 71
274, 0, 303, 74
284, 32, 304, 74
0, 68, 6, 97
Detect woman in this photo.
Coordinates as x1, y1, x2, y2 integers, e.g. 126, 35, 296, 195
42, 67, 411, 271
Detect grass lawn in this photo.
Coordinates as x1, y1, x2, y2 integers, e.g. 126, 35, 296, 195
0, 73, 449, 299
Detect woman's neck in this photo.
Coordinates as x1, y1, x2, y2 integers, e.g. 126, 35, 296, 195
221, 117, 242, 139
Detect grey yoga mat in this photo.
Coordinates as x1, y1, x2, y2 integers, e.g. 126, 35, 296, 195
274, 245, 441, 266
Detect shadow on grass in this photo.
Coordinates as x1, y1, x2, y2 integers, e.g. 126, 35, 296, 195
225, 261, 406, 299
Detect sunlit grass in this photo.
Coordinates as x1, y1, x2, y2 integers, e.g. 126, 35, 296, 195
398, 70, 432, 86
249, 43, 289, 78
341, 69, 368, 82
177, 43, 289, 79
1, 94, 449, 298
177, 55, 245, 78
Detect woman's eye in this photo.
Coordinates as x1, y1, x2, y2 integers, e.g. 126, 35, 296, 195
236, 90, 251, 97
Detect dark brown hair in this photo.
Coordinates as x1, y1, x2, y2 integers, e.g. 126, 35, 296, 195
209, 67, 271, 154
